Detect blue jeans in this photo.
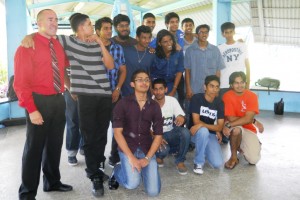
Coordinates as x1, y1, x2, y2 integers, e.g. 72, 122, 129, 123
156, 126, 190, 164
191, 127, 223, 168
64, 90, 83, 157
114, 148, 161, 197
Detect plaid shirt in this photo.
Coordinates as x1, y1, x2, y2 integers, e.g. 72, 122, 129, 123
106, 39, 126, 91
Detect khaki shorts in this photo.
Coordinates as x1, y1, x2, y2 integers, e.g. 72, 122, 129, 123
237, 126, 262, 164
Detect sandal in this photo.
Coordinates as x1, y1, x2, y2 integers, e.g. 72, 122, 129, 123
225, 158, 239, 169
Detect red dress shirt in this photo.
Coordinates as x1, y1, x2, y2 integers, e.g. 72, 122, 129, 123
14, 33, 69, 113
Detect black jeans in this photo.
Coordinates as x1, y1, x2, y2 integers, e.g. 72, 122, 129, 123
77, 95, 112, 180
177, 76, 185, 109
19, 93, 66, 200
109, 97, 121, 164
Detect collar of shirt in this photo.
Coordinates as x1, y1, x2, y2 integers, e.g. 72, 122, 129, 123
35, 33, 56, 46
128, 94, 152, 105
191, 41, 213, 51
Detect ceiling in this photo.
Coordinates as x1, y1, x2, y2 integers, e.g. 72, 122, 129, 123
25, 0, 300, 46
26, 0, 208, 24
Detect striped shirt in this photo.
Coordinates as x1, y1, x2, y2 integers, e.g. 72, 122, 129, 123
58, 35, 111, 96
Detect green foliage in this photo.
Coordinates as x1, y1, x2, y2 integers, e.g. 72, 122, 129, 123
0, 66, 8, 85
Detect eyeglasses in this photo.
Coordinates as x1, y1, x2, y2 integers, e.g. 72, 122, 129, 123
135, 78, 150, 83
117, 24, 130, 29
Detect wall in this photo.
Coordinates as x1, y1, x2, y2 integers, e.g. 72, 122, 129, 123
254, 90, 300, 113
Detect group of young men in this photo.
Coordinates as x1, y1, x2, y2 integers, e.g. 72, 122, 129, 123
14, 8, 264, 200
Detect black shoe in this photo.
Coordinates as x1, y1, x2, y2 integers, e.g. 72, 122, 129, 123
92, 177, 104, 197
68, 156, 78, 166
102, 173, 109, 182
188, 143, 195, 152
108, 172, 119, 190
44, 183, 73, 192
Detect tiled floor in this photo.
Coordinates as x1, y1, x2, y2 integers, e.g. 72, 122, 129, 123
0, 110, 300, 200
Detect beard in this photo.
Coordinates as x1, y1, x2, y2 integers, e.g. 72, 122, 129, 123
118, 33, 130, 40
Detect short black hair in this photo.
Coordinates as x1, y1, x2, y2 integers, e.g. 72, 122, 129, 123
196, 24, 210, 34
143, 13, 155, 21
68, 13, 80, 22
136, 25, 152, 37
95, 17, 112, 31
69, 13, 89, 33
205, 75, 220, 86
152, 78, 167, 89
165, 12, 179, 24
113, 14, 130, 27
131, 69, 150, 82
221, 22, 235, 33
229, 71, 246, 85
181, 18, 194, 27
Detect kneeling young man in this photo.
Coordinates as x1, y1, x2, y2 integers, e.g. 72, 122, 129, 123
190, 75, 225, 174
109, 69, 163, 197
152, 78, 191, 175
222, 71, 262, 169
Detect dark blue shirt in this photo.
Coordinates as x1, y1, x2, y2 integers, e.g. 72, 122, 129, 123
121, 46, 155, 96
190, 93, 224, 134
151, 51, 184, 91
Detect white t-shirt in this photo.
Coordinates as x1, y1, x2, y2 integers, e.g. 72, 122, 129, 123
153, 96, 185, 132
218, 41, 249, 88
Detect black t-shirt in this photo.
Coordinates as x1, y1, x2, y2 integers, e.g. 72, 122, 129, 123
190, 93, 224, 134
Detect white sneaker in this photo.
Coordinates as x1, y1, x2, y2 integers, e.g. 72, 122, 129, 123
193, 164, 203, 175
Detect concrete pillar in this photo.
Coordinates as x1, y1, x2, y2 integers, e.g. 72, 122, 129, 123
5, 0, 31, 119
213, 0, 231, 45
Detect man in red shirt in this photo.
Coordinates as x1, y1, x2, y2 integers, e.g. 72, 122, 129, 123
14, 9, 72, 199
222, 71, 262, 169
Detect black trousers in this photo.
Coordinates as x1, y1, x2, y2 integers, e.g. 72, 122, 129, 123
109, 97, 121, 164
19, 93, 66, 200
77, 95, 112, 180
177, 76, 185, 109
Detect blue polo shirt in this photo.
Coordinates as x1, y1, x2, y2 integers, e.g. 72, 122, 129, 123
184, 42, 225, 94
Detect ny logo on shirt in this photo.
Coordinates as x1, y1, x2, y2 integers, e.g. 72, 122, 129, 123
200, 106, 217, 120
226, 54, 240, 62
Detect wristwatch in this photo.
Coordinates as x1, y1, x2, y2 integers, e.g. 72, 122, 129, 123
115, 87, 120, 91
225, 122, 232, 129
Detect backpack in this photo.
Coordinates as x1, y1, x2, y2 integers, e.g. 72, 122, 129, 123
6, 75, 18, 101
255, 77, 280, 94
274, 98, 284, 115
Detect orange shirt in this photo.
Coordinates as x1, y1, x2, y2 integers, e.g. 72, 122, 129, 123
223, 89, 259, 133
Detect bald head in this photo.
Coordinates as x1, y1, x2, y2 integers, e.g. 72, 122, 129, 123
37, 9, 54, 22
37, 9, 58, 38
